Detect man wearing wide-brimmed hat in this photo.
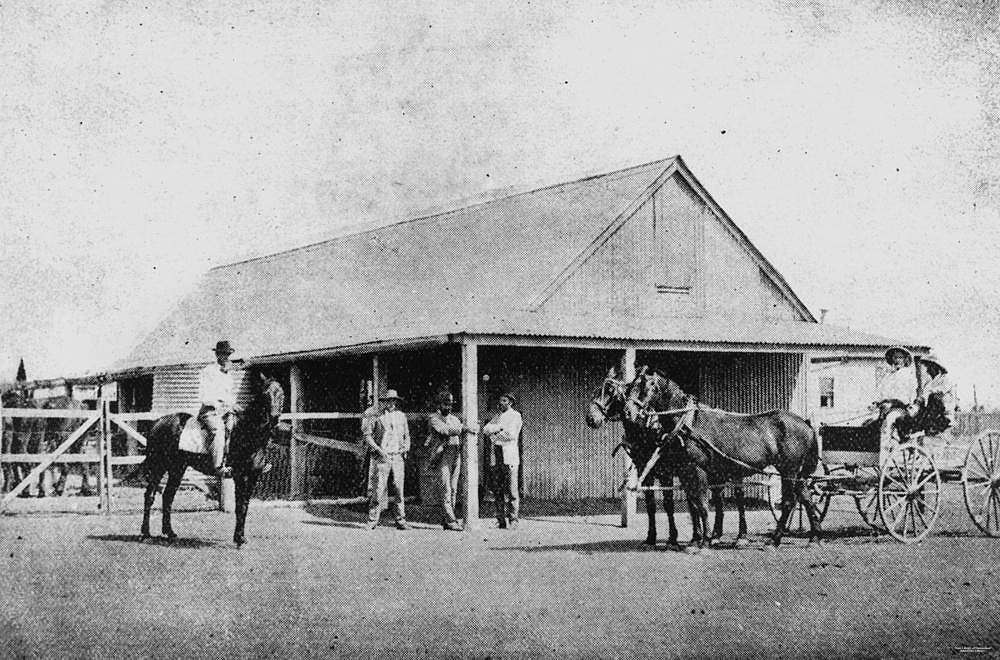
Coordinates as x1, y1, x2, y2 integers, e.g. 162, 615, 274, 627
364, 389, 411, 530
198, 340, 237, 477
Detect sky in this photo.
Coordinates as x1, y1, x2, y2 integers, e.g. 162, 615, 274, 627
1, 0, 998, 405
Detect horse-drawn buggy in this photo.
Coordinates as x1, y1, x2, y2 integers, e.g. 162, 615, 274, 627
590, 360, 1000, 549
768, 413, 944, 544
771, 407, 1000, 543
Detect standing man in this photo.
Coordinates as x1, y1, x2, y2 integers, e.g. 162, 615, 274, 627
483, 392, 522, 529
199, 340, 237, 477
427, 392, 465, 531
363, 389, 411, 530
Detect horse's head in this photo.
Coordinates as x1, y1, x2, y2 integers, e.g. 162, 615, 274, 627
623, 368, 691, 433
587, 367, 627, 428
1, 386, 31, 408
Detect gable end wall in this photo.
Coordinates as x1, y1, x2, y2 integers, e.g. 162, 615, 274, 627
539, 173, 806, 321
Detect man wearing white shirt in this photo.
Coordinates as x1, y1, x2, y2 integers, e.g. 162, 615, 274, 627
199, 340, 237, 477
483, 392, 523, 529
364, 390, 411, 530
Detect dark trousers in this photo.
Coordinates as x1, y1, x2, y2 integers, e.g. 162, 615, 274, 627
491, 454, 519, 525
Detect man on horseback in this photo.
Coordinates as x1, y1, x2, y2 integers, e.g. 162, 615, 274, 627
199, 340, 237, 478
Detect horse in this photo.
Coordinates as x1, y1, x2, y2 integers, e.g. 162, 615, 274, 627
40, 395, 96, 497
1, 388, 98, 498
629, 368, 822, 547
140, 370, 284, 547
1, 387, 42, 495
586, 367, 684, 550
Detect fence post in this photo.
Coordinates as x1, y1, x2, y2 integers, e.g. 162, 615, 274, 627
289, 364, 303, 499
100, 399, 112, 514
0, 398, 5, 500
621, 463, 637, 528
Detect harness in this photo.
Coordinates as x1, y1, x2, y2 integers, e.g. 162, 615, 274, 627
637, 400, 808, 485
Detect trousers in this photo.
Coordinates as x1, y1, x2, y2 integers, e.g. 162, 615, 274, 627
199, 406, 233, 470
438, 445, 462, 525
491, 461, 519, 525
368, 453, 406, 523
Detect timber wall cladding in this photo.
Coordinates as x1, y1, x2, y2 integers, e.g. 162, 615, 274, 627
151, 365, 254, 413
480, 347, 626, 500
541, 172, 803, 322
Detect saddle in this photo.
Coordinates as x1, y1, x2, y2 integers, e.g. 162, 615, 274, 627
178, 416, 213, 454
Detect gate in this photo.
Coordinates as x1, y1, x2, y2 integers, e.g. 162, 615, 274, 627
0, 401, 214, 513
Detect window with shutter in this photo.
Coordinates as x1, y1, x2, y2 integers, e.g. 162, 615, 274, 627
655, 189, 697, 293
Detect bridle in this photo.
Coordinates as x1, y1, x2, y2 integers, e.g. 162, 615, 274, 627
590, 377, 627, 421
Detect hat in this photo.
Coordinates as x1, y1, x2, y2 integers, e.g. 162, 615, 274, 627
498, 391, 517, 406
885, 346, 912, 366
920, 354, 947, 373
213, 340, 235, 355
379, 389, 404, 401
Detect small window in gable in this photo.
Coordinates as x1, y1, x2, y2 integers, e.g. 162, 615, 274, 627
819, 377, 835, 408
654, 188, 698, 293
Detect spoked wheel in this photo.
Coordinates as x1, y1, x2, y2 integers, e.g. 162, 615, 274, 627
767, 463, 831, 534
878, 443, 941, 543
853, 467, 885, 531
962, 429, 1000, 537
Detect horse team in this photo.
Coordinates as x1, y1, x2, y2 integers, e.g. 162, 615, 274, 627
588, 365, 822, 550
1, 388, 96, 498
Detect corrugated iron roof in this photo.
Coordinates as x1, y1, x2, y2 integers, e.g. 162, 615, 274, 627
116, 157, 921, 371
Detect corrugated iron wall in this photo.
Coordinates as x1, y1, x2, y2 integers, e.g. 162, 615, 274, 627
479, 347, 628, 500
699, 352, 801, 413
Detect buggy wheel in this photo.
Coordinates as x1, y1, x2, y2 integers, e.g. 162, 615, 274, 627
962, 430, 1000, 537
879, 443, 941, 543
767, 463, 830, 533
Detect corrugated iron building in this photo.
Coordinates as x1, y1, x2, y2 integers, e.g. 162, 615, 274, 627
108, 155, 926, 509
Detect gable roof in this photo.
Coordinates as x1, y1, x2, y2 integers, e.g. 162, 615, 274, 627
117, 156, 906, 370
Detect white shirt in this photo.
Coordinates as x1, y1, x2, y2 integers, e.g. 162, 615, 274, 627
198, 362, 235, 410
375, 409, 410, 454
876, 366, 917, 404
484, 408, 523, 466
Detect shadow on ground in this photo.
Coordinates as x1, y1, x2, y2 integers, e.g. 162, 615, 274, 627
86, 533, 219, 549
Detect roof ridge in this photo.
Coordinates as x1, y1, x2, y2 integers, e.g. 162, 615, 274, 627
213, 156, 680, 271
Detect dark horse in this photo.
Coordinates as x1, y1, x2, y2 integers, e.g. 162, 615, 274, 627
630, 368, 821, 547
140, 370, 284, 547
587, 367, 749, 551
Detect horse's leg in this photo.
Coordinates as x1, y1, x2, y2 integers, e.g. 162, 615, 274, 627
709, 485, 725, 546
643, 488, 657, 546
142, 463, 165, 539
663, 474, 680, 551
734, 483, 749, 548
772, 476, 796, 547
53, 464, 69, 497
683, 467, 709, 552
796, 474, 823, 545
79, 461, 94, 497
233, 470, 259, 547
161, 463, 184, 539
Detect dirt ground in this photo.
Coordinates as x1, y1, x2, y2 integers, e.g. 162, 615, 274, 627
2, 483, 999, 659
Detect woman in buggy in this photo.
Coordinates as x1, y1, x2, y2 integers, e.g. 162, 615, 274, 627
870, 347, 954, 462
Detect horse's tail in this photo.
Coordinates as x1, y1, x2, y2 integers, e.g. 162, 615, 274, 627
778, 411, 819, 481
